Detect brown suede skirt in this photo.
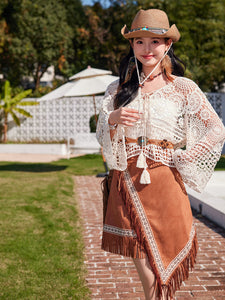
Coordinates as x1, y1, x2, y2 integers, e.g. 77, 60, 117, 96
102, 156, 198, 300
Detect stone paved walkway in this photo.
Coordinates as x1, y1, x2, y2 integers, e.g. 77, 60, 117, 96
75, 176, 225, 300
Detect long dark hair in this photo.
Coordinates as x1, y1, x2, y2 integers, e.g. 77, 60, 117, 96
114, 42, 186, 109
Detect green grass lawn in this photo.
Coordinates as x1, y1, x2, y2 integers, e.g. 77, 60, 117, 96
0, 154, 105, 300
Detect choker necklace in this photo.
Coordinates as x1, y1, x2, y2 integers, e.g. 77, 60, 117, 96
148, 71, 162, 81
143, 71, 162, 82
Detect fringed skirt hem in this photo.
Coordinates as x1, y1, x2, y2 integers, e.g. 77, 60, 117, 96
101, 231, 146, 259
102, 156, 198, 300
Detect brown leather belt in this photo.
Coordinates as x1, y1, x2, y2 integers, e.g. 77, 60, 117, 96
125, 136, 174, 149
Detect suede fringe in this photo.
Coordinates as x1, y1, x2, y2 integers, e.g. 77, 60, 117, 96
101, 232, 146, 259
162, 232, 198, 299
118, 171, 198, 300
119, 173, 163, 297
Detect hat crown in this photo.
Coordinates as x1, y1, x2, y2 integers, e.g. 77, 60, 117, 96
131, 9, 170, 30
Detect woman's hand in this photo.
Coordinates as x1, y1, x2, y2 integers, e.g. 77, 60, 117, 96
108, 107, 141, 127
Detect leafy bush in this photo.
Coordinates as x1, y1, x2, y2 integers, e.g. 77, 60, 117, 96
89, 114, 99, 132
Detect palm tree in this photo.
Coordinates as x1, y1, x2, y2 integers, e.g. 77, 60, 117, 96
0, 80, 39, 143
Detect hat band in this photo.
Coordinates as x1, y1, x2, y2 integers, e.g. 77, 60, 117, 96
129, 27, 168, 34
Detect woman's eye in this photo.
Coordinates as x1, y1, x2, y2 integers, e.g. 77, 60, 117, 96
152, 40, 159, 44
136, 40, 143, 44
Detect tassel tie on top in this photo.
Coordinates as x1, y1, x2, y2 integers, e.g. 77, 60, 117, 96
136, 137, 151, 184
125, 137, 174, 185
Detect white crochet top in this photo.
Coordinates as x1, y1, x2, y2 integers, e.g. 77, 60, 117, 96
96, 77, 225, 193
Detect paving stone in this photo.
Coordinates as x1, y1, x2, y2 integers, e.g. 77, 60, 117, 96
75, 176, 225, 299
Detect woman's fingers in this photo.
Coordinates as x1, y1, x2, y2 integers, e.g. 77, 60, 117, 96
123, 111, 141, 118
109, 107, 142, 126
120, 108, 141, 121
123, 121, 137, 126
122, 107, 139, 112
121, 115, 140, 123
122, 108, 140, 116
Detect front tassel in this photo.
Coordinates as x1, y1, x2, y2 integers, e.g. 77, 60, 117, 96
140, 168, 151, 184
136, 152, 148, 168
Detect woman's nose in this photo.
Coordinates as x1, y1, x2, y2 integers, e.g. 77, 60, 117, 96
144, 43, 152, 53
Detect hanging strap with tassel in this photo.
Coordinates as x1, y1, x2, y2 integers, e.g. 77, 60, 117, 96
134, 43, 172, 185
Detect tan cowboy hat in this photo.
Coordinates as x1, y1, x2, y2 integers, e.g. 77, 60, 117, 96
121, 9, 180, 42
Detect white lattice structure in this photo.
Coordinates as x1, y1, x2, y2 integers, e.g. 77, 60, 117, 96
7, 96, 103, 142
6, 93, 225, 149
207, 93, 224, 120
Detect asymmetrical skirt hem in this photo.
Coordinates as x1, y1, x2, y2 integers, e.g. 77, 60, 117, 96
102, 156, 198, 299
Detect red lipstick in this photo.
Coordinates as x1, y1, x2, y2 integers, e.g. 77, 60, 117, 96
142, 55, 154, 59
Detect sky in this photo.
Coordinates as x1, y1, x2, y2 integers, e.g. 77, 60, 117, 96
81, 0, 111, 7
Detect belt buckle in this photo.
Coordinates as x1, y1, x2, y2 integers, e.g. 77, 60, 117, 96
137, 136, 148, 147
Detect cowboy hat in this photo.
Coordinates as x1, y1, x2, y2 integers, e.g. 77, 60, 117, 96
121, 9, 180, 42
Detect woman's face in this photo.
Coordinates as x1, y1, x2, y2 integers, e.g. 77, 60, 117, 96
132, 37, 170, 69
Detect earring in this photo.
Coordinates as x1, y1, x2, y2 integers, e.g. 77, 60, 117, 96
124, 56, 136, 84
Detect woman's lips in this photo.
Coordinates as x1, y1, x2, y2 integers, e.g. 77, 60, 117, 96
142, 55, 154, 59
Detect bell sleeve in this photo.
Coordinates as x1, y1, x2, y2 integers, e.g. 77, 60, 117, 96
96, 80, 127, 171
173, 80, 225, 193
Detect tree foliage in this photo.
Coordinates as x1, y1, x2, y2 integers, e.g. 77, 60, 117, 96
164, 0, 225, 91
2, 0, 73, 88
0, 0, 224, 92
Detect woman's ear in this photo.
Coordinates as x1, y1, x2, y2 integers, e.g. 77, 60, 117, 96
166, 38, 173, 51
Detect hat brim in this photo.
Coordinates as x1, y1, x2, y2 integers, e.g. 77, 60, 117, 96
121, 24, 180, 42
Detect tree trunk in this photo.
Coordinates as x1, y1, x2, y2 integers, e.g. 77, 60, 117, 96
3, 113, 8, 143
35, 64, 42, 90
35, 64, 48, 90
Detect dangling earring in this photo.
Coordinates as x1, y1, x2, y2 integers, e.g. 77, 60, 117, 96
123, 56, 136, 85
161, 54, 173, 82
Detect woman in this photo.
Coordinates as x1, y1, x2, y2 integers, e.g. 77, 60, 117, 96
96, 8, 225, 300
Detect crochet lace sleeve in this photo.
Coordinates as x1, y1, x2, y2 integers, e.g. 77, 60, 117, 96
173, 79, 225, 193
96, 80, 127, 170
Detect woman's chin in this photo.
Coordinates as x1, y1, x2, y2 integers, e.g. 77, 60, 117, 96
141, 61, 159, 69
